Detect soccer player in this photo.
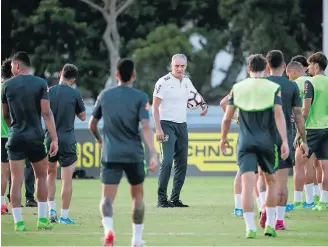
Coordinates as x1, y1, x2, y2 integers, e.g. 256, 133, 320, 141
46, 64, 86, 224
88, 58, 158, 246
291, 55, 309, 74
304, 52, 328, 211
286, 61, 317, 208
220, 54, 289, 238
153, 54, 208, 208
1, 51, 58, 231
264, 50, 308, 230
1, 58, 13, 214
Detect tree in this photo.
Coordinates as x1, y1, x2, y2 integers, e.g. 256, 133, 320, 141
79, 0, 134, 88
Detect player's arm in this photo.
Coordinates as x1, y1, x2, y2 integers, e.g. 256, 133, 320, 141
292, 82, 307, 143
152, 79, 166, 141
1, 86, 11, 127
75, 90, 86, 121
302, 80, 313, 122
274, 90, 288, 145
40, 83, 57, 142
220, 92, 232, 112
88, 94, 102, 145
220, 94, 236, 153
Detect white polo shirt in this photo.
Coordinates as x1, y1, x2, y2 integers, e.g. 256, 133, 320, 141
153, 73, 197, 123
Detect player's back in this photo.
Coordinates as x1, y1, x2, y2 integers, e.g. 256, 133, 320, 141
47, 84, 84, 144
267, 76, 301, 141
231, 77, 281, 151
100, 86, 149, 163
2, 74, 48, 141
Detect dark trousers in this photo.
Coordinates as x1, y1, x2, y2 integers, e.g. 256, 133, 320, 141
8, 159, 35, 201
157, 121, 188, 202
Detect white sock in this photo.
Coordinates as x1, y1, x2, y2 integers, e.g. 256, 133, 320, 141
243, 212, 256, 231
294, 191, 303, 203
102, 217, 114, 234
265, 207, 276, 228
48, 201, 56, 212
319, 183, 323, 193
313, 185, 320, 196
276, 206, 286, 221
38, 202, 47, 219
320, 190, 328, 203
260, 192, 266, 207
256, 197, 261, 210
61, 209, 69, 219
1, 196, 6, 205
12, 208, 22, 223
234, 194, 242, 209
304, 183, 314, 204
132, 223, 144, 245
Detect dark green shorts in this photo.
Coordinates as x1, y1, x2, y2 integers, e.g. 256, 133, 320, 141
6, 137, 47, 163
101, 162, 145, 185
276, 141, 294, 170
238, 145, 277, 175
47, 142, 77, 167
307, 129, 328, 160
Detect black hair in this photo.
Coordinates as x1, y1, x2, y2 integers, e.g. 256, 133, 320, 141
291, 55, 308, 68
11, 51, 31, 67
307, 52, 328, 71
62, 64, 79, 80
247, 54, 267, 72
116, 58, 134, 83
266, 50, 284, 69
1, 58, 13, 80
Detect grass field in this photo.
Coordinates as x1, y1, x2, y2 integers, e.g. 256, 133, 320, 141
1, 177, 328, 246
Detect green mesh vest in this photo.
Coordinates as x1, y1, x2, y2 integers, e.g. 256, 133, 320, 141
1, 83, 9, 138
305, 75, 328, 129
295, 76, 311, 99
232, 78, 280, 111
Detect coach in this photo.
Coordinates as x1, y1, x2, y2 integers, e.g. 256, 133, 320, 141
152, 54, 208, 208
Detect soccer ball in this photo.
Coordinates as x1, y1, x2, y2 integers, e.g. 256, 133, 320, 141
187, 91, 202, 109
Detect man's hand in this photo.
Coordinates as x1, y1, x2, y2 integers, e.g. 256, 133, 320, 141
97, 139, 103, 148
156, 128, 165, 142
299, 142, 309, 158
293, 132, 300, 149
280, 141, 290, 160
148, 152, 159, 173
48, 140, 58, 157
220, 137, 229, 154
200, 104, 208, 116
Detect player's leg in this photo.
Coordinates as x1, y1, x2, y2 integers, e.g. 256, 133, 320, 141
257, 169, 266, 209
24, 159, 37, 207
292, 147, 306, 207
258, 146, 278, 237
233, 169, 243, 216
275, 167, 289, 230
311, 130, 328, 211
125, 163, 146, 246
170, 122, 188, 207
303, 155, 316, 208
238, 151, 257, 238
59, 158, 77, 224
7, 138, 29, 231
28, 141, 53, 230
1, 138, 10, 214
254, 171, 261, 213
47, 161, 58, 222
100, 162, 122, 246
313, 157, 322, 203
157, 121, 177, 207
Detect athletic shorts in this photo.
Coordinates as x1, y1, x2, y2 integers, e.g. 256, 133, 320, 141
101, 162, 145, 185
1, 138, 9, 163
276, 142, 294, 170
307, 129, 328, 160
6, 137, 47, 163
47, 142, 77, 167
238, 145, 277, 175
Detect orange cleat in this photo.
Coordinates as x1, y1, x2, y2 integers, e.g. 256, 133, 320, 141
103, 231, 115, 247
1, 204, 9, 215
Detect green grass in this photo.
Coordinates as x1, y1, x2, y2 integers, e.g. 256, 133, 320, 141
2, 177, 328, 246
